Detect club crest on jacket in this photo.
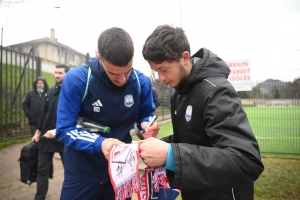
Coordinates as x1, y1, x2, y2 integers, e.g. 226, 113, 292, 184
185, 105, 192, 122
124, 95, 134, 108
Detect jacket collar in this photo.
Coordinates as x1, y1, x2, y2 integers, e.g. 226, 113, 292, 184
176, 48, 230, 94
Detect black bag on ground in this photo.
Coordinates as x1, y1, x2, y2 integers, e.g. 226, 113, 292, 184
19, 142, 39, 185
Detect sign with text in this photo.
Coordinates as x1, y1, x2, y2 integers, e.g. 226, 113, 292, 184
226, 59, 251, 91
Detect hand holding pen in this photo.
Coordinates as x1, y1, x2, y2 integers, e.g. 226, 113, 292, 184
139, 115, 159, 139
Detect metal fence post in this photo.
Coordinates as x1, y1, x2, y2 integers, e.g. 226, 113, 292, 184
36, 57, 41, 77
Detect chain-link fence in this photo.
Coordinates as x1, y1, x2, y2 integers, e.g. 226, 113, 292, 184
150, 77, 300, 155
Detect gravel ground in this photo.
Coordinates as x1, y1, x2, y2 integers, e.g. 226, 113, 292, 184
0, 142, 64, 200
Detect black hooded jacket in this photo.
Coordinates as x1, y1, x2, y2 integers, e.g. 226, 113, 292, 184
162, 48, 264, 200
22, 77, 49, 125
37, 84, 64, 152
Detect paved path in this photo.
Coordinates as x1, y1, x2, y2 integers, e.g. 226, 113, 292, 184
0, 142, 148, 200
0, 142, 64, 200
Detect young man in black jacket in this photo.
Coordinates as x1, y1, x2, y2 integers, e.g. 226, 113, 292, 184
22, 77, 49, 136
140, 25, 264, 200
32, 64, 70, 200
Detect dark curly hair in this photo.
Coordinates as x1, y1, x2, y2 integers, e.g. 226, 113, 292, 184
142, 24, 190, 63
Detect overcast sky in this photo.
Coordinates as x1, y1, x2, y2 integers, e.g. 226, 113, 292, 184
1, 0, 300, 82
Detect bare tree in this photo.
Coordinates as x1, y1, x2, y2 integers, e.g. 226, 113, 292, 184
0, 0, 30, 8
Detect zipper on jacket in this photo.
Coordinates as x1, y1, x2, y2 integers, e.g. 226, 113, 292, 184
231, 188, 236, 200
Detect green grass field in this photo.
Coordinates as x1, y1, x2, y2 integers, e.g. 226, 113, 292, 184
134, 108, 300, 199
245, 107, 300, 154
1, 64, 56, 89
133, 106, 300, 154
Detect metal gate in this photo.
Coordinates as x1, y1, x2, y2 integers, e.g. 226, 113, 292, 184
1, 45, 41, 141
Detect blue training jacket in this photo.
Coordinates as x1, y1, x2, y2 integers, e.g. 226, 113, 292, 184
56, 57, 155, 184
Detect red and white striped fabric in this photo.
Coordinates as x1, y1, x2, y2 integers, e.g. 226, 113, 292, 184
108, 143, 181, 200
108, 143, 141, 200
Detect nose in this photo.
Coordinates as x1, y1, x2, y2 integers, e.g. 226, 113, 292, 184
117, 74, 126, 84
158, 73, 165, 83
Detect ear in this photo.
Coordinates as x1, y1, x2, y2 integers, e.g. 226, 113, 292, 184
182, 51, 190, 66
96, 53, 101, 60
96, 53, 104, 66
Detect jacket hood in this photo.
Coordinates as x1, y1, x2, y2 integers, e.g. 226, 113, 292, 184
33, 76, 49, 92
176, 48, 230, 94
87, 57, 104, 78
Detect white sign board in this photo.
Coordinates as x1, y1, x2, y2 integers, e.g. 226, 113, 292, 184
226, 60, 251, 91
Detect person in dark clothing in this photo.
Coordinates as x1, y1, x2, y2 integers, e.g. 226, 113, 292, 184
22, 76, 49, 136
147, 77, 160, 108
140, 25, 264, 200
32, 64, 70, 200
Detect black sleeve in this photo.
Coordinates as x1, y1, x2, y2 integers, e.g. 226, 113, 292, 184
22, 92, 31, 118
37, 93, 48, 130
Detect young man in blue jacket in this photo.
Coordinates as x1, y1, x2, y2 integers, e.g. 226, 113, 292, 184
56, 27, 159, 200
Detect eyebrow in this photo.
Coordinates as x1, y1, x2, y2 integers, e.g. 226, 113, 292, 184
107, 68, 132, 75
156, 66, 167, 70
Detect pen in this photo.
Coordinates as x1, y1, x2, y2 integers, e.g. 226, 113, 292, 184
140, 115, 158, 134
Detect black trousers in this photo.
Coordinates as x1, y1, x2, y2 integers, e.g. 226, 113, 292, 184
35, 151, 63, 200
30, 125, 37, 136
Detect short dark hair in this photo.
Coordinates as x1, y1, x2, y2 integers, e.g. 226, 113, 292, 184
56, 64, 70, 73
97, 27, 134, 67
142, 24, 190, 63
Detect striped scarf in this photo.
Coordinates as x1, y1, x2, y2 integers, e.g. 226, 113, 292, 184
108, 143, 180, 200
